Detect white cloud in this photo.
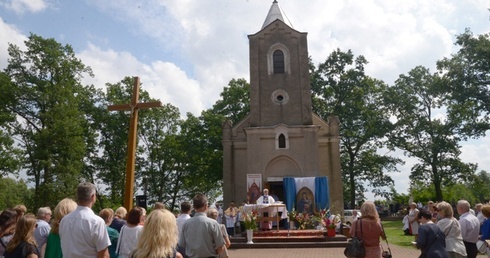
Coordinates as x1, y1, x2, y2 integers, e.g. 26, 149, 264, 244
78, 44, 203, 116
1, 0, 47, 14
461, 137, 490, 172
0, 18, 27, 70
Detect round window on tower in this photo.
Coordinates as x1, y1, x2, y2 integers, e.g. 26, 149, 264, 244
271, 90, 289, 105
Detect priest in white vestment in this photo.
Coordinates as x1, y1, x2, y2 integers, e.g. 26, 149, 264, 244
256, 188, 275, 230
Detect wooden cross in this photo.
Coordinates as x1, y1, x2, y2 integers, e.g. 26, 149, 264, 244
108, 76, 162, 212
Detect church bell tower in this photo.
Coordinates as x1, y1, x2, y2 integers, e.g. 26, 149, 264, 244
248, 1, 312, 127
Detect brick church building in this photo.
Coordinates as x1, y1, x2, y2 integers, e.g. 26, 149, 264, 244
222, 1, 343, 213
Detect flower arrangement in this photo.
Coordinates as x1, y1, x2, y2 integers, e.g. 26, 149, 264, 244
295, 213, 315, 230
324, 214, 341, 229
242, 208, 258, 230
314, 208, 341, 229
287, 209, 297, 222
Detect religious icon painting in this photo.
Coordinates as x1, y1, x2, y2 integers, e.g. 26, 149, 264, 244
296, 187, 315, 214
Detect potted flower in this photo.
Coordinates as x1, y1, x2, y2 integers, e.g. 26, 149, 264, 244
323, 214, 341, 237
314, 207, 341, 236
243, 209, 258, 230
242, 208, 258, 243
287, 209, 297, 229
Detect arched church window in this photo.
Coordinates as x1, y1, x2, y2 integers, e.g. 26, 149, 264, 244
278, 133, 286, 148
267, 44, 290, 75
273, 50, 285, 74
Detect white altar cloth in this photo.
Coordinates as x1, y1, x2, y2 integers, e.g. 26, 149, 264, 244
242, 204, 288, 219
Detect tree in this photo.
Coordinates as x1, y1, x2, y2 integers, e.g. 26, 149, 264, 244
138, 102, 182, 209
0, 178, 32, 210
77, 84, 111, 208
157, 78, 251, 207
3, 34, 92, 209
0, 72, 22, 176
385, 66, 477, 201
211, 78, 250, 124
175, 112, 224, 203
437, 29, 490, 136
311, 49, 402, 207
468, 170, 490, 203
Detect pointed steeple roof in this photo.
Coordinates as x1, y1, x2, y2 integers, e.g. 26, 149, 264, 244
261, 0, 293, 29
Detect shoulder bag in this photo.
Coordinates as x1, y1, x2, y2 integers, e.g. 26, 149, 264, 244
477, 240, 488, 254
444, 220, 454, 236
344, 219, 366, 258
380, 223, 392, 258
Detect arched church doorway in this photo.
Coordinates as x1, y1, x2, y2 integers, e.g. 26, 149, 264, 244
264, 180, 285, 203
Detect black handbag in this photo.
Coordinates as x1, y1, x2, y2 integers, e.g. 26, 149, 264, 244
381, 222, 392, 258
344, 219, 366, 258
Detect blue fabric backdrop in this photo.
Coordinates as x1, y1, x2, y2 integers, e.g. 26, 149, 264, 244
283, 177, 296, 211
314, 176, 329, 210
283, 176, 329, 212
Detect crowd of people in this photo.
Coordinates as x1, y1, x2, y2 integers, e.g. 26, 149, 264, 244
4, 182, 490, 258
0, 182, 272, 258
0, 183, 230, 258
345, 199, 490, 258
400, 200, 490, 258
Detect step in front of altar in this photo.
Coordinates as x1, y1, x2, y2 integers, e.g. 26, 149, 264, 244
229, 230, 349, 249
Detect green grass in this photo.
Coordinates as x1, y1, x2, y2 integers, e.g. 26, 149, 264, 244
381, 220, 415, 247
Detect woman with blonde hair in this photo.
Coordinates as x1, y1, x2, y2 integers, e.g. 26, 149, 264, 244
13, 205, 27, 219
349, 201, 385, 258
44, 198, 77, 258
436, 201, 467, 258
110, 206, 128, 233
131, 209, 182, 258
4, 214, 39, 258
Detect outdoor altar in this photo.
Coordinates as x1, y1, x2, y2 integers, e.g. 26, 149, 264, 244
242, 203, 288, 231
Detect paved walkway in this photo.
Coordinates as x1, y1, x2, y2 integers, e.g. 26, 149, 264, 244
228, 244, 421, 258
228, 246, 490, 257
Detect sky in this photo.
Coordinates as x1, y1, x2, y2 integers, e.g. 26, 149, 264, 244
1, 0, 489, 201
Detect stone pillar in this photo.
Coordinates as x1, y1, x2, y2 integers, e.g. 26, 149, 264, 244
222, 120, 234, 206
327, 116, 343, 214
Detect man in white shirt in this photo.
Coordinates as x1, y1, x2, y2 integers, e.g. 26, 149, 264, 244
256, 188, 275, 230
34, 206, 52, 257
176, 201, 191, 239
457, 200, 480, 258
60, 182, 110, 258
